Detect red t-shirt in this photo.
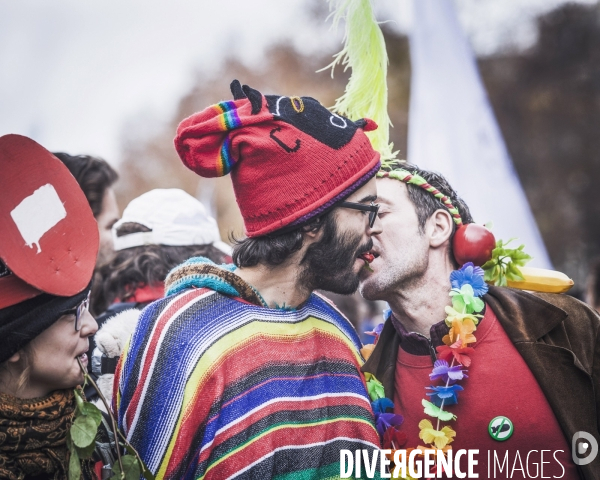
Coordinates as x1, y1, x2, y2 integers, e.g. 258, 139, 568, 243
393, 305, 579, 479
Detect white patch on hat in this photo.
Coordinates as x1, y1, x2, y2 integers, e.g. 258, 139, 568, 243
272, 96, 285, 116
10, 184, 67, 254
329, 113, 347, 128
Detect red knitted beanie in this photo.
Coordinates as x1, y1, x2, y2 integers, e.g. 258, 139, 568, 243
174, 80, 381, 237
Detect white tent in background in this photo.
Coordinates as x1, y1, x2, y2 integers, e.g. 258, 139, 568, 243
407, 0, 552, 268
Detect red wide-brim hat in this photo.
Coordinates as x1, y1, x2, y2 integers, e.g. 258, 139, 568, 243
0, 134, 99, 309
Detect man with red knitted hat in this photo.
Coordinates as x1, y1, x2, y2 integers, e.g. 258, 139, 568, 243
115, 81, 385, 479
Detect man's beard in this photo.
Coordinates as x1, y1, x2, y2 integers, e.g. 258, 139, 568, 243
299, 218, 372, 295
359, 246, 429, 301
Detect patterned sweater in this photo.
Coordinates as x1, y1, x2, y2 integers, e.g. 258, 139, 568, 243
115, 258, 380, 479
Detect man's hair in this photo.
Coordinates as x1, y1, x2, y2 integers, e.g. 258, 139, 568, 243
232, 212, 335, 268
94, 223, 230, 313
53, 152, 118, 218
382, 162, 474, 231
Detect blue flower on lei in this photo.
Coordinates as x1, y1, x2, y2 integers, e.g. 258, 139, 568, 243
450, 262, 488, 297
372, 397, 394, 414
425, 384, 464, 406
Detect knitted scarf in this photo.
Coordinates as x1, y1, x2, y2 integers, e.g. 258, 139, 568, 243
0, 389, 75, 480
164, 256, 266, 306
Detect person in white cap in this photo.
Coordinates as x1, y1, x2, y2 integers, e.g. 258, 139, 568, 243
88, 188, 231, 404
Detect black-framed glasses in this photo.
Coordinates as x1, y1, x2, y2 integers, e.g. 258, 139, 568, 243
338, 201, 380, 228
63, 292, 90, 332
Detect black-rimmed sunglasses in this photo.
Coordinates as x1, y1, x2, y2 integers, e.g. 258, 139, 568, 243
62, 292, 90, 332
338, 201, 380, 228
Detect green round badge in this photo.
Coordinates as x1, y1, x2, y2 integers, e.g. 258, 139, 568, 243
488, 416, 514, 441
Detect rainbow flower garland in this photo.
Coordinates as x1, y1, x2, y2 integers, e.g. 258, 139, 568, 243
363, 262, 488, 470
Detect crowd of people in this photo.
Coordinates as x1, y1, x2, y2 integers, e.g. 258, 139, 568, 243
0, 79, 599, 480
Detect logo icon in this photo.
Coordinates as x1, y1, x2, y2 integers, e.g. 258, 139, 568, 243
572, 431, 598, 466
488, 416, 514, 441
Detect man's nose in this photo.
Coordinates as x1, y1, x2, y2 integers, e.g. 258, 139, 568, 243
368, 214, 383, 236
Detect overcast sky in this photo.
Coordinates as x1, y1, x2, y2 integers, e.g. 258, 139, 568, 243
0, 0, 595, 165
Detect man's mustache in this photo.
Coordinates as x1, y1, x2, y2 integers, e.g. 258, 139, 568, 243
355, 238, 374, 257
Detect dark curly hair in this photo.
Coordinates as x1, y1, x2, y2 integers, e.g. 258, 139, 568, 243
381, 161, 474, 230
53, 152, 118, 218
93, 223, 229, 314
232, 212, 335, 268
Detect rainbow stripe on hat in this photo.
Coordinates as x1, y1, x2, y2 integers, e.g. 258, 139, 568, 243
214, 101, 242, 131
213, 101, 242, 176
218, 136, 235, 176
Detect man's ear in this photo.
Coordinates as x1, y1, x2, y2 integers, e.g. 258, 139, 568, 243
7, 352, 21, 363
303, 229, 320, 240
428, 209, 454, 248
300, 217, 325, 243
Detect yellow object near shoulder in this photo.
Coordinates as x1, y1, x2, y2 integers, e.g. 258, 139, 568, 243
505, 266, 574, 294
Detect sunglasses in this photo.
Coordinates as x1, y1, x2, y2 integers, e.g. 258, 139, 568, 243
338, 201, 380, 228
62, 292, 91, 332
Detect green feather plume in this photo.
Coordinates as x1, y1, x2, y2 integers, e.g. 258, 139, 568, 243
321, 0, 398, 162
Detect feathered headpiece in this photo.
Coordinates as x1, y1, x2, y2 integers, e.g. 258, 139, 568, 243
323, 0, 398, 163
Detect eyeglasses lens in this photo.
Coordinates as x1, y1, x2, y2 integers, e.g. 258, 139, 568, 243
74, 296, 90, 332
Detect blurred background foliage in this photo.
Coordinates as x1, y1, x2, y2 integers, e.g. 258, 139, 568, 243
115, 1, 600, 317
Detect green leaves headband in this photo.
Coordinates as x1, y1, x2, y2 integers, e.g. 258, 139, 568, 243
377, 169, 464, 226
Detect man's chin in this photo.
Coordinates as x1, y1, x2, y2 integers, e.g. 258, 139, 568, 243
317, 272, 361, 295
358, 274, 381, 301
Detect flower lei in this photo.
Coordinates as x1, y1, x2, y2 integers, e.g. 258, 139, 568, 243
362, 262, 488, 471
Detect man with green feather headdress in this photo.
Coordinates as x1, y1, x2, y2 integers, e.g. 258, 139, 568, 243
330, 2, 600, 478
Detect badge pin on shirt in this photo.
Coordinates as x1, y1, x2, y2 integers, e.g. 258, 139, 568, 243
488, 416, 514, 441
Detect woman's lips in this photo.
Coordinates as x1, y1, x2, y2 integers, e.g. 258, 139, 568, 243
78, 353, 88, 366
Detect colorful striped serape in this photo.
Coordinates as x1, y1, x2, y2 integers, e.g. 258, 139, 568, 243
115, 259, 381, 479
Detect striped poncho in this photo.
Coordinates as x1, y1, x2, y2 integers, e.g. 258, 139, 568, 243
115, 259, 381, 479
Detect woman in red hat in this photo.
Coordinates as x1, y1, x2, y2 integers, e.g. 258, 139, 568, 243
0, 285, 98, 479
0, 135, 102, 479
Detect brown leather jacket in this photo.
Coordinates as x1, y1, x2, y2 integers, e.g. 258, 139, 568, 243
362, 286, 600, 480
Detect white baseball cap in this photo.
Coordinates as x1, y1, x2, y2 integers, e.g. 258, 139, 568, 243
112, 189, 231, 255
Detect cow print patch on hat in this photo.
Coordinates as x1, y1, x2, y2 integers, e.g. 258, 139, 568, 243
10, 184, 67, 254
